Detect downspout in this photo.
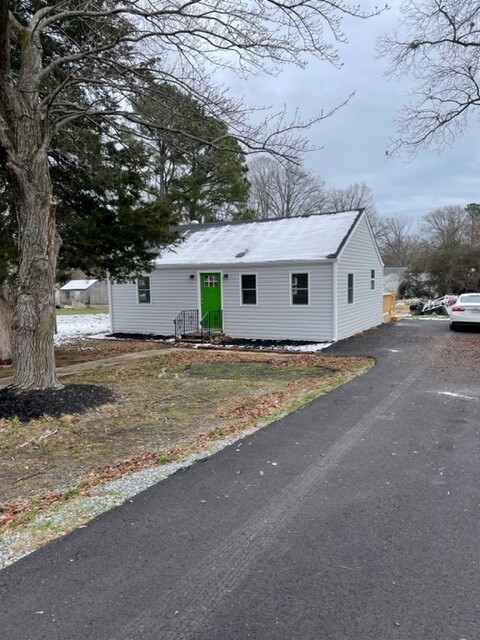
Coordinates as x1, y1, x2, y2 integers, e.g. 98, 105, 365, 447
332, 260, 338, 342
107, 273, 113, 334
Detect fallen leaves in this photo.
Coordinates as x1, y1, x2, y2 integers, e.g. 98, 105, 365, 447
0, 350, 372, 532
220, 390, 289, 421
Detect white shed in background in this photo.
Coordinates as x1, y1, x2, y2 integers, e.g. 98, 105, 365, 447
59, 279, 108, 306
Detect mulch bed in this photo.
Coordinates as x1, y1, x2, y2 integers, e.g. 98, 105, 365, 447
109, 333, 320, 348
0, 384, 115, 422
211, 337, 322, 348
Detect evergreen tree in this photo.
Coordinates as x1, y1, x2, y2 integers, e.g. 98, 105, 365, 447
135, 84, 250, 222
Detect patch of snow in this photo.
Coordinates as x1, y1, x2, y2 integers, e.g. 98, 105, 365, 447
156, 211, 360, 265
54, 313, 110, 345
281, 342, 332, 352
60, 279, 97, 291
188, 342, 332, 352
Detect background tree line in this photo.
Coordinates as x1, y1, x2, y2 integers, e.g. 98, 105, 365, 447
397, 204, 480, 297
243, 159, 480, 297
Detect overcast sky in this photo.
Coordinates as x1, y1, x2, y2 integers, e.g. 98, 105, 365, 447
223, 3, 480, 229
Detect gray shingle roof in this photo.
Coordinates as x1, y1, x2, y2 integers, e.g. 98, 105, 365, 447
156, 211, 362, 266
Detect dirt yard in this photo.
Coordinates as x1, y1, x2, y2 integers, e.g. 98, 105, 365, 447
0, 341, 372, 530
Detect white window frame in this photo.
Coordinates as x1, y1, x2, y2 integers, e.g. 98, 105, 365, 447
203, 274, 220, 288
370, 269, 376, 290
347, 273, 354, 304
240, 273, 258, 306
290, 272, 310, 307
137, 275, 152, 305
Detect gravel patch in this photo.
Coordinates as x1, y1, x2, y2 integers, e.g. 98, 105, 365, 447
0, 423, 265, 570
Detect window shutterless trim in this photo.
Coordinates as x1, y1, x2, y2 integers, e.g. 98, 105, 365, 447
137, 275, 152, 305
347, 273, 354, 304
240, 273, 258, 306
290, 271, 310, 306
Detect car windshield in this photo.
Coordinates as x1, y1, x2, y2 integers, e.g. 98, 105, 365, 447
459, 294, 480, 304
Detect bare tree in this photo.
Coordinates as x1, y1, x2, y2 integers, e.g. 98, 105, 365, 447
248, 158, 327, 219
374, 215, 419, 266
379, 1, 480, 155
322, 184, 419, 264
324, 181, 378, 218
0, 1, 384, 390
421, 205, 470, 247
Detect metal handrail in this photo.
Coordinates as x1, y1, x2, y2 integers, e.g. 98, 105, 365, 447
173, 309, 199, 340
200, 309, 223, 341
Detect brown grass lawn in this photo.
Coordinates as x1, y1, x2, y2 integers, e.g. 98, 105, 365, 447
0, 337, 170, 378
0, 340, 373, 530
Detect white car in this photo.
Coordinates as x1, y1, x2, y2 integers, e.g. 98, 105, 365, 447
449, 293, 480, 331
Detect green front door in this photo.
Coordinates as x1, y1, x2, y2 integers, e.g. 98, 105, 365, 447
200, 272, 222, 329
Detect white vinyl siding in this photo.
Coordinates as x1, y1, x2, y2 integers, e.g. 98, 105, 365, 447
223, 263, 333, 341
111, 262, 334, 340
336, 216, 383, 341
111, 268, 199, 335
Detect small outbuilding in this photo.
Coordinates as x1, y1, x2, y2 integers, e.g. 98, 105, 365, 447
109, 210, 384, 342
59, 279, 108, 306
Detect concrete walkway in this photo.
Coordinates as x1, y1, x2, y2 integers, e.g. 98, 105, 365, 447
0, 348, 175, 389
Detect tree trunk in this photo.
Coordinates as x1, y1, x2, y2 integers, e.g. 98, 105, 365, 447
10, 164, 62, 390
0, 287, 12, 364
0, 13, 62, 390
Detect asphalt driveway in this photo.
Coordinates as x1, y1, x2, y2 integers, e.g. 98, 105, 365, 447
1, 319, 480, 639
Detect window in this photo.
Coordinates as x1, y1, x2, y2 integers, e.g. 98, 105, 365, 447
347, 273, 354, 304
371, 269, 376, 290
137, 275, 151, 304
241, 274, 257, 305
291, 273, 309, 305
204, 274, 219, 287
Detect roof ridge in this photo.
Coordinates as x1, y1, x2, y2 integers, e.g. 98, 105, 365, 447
175, 209, 363, 232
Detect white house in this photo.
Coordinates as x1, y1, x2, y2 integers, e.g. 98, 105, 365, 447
109, 210, 384, 342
